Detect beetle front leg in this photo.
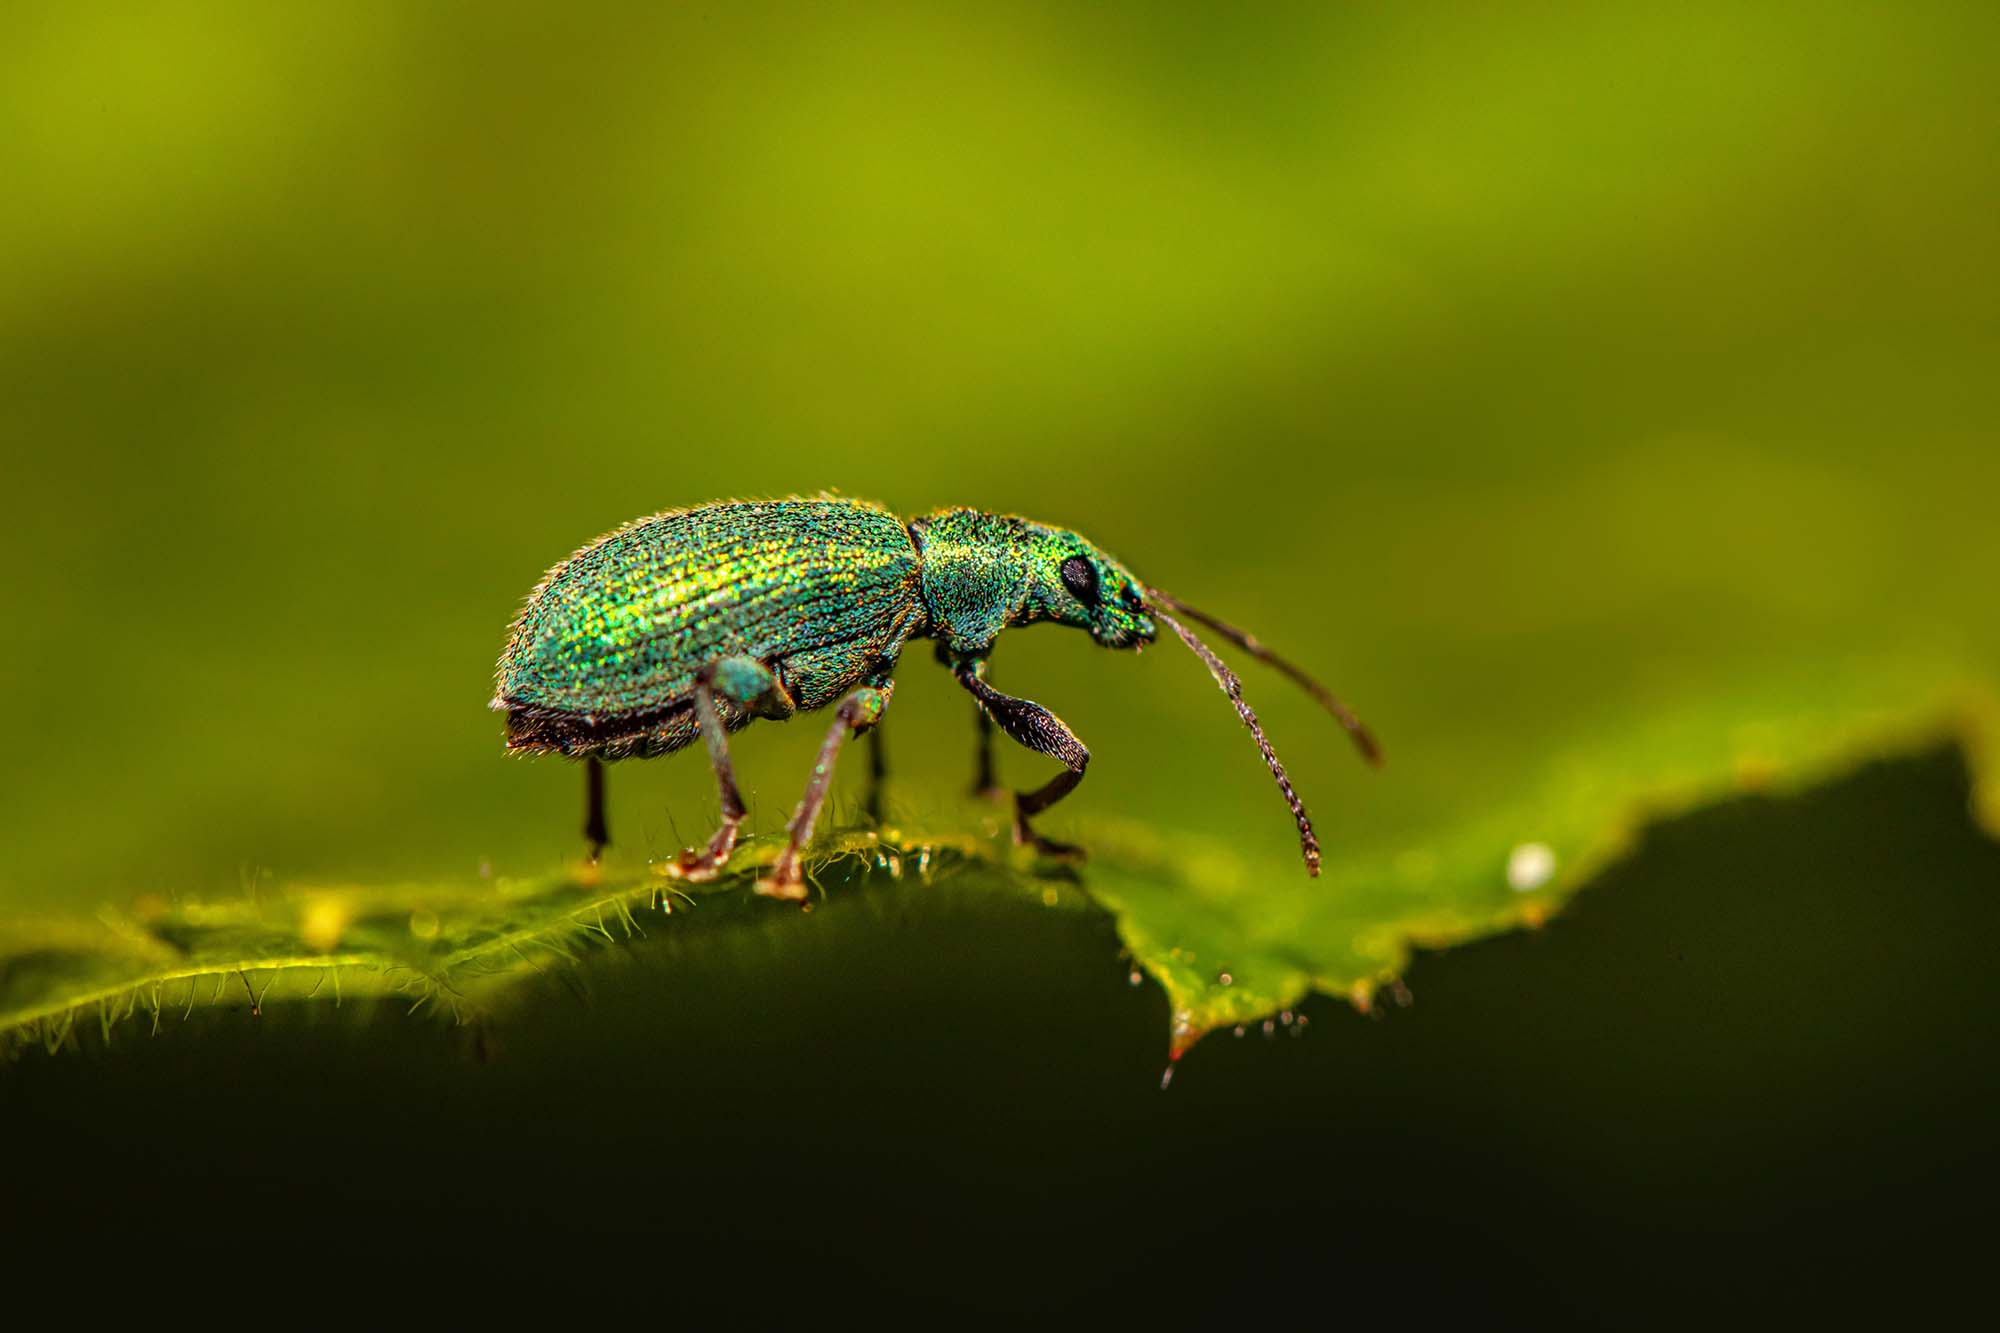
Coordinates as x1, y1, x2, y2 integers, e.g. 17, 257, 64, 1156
940, 639, 1004, 800
664, 656, 794, 883
757, 682, 894, 901
951, 660, 1091, 859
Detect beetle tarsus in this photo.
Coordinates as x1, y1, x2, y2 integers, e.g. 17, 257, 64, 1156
1013, 817, 1086, 861
663, 817, 742, 882
755, 861, 809, 901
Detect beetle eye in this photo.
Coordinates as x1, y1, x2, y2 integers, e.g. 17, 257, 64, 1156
1059, 556, 1100, 607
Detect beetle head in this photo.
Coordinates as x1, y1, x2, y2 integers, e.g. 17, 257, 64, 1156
913, 507, 1381, 878
1022, 525, 1156, 650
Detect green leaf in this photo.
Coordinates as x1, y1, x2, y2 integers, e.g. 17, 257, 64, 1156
1093, 675, 1996, 1058
8, 666, 1993, 1061
3, 4, 1998, 1063
0, 830, 1017, 1055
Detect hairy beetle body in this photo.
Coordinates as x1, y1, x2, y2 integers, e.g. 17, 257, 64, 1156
494, 494, 1377, 899
498, 499, 926, 759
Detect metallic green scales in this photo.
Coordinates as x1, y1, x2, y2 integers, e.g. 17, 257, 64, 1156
496, 494, 1377, 891
498, 499, 925, 755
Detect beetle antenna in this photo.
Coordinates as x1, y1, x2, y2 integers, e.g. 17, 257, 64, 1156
1145, 587, 1381, 767
1149, 605, 1322, 877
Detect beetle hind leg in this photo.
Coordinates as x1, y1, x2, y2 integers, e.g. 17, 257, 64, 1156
662, 656, 794, 883
583, 756, 609, 862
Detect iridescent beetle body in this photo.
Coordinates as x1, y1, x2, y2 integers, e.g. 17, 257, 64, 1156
495, 496, 1377, 899
501, 500, 928, 759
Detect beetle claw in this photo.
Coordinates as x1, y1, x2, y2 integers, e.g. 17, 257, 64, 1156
661, 856, 719, 883
661, 846, 733, 882
659, 819, 742, 883
1013, 820, 1087, 862
754, 864, 809, 901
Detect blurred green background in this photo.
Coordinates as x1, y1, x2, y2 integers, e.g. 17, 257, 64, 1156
3, 0, 1995, 915
6, 2, 2000, 1315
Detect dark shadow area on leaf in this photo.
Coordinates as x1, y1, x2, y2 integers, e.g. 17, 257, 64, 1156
4, 749, 1995, 1323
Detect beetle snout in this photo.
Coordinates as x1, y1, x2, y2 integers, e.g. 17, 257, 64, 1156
1095, 612, 1156, 650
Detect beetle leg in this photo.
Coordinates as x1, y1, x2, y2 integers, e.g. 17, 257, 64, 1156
664, 656, 792, 883
971, 704, 1007, 802
865, 725, 887, 824
582, 756, 609, 862
941, 639, 1005, 800
951, 660, 1091, 859
757, 682, 894, 901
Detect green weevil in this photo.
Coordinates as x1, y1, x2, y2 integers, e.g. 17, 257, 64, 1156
493, 497, 1379, 900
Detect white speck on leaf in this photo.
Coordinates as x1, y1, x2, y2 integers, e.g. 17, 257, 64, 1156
1507, 842, 1556, 891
